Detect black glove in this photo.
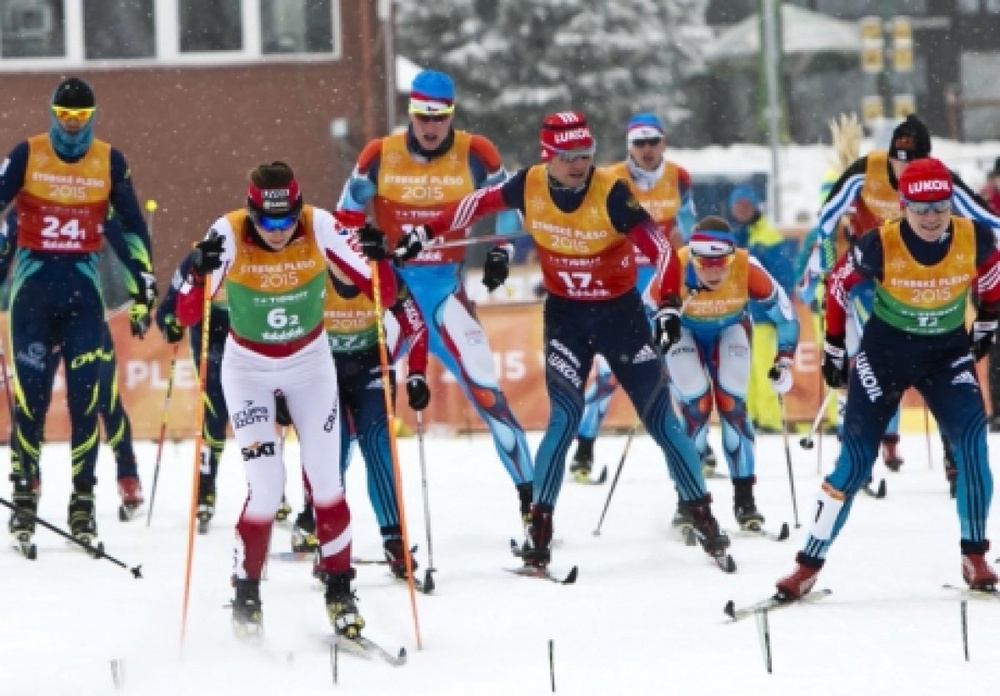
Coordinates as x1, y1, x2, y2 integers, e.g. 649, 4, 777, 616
821, 334, 848, 388
406, 373, 431, 411
160, 313, 185, 344
394, 225, 431, 262
357, 224, 389, 261
971, 310, 999, 361
129, 271, 158, 339
191, 232, 224, 275
482, 246, 510, 292
652, 297, 682, 351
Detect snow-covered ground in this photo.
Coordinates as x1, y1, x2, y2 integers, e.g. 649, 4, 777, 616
3, 428, 1000, 695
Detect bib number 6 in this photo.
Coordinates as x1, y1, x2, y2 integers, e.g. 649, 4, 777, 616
267, 307, 300, 329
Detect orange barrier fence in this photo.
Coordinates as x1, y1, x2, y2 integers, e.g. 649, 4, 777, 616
0, 296, 983, 441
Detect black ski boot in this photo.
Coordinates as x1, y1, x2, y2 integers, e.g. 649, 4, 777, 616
275, 495, 292, 523
521, 505, 553, 568
516, 482, 533, 527
383, 537, 418, 580
689, 499, 731, 556
569, 437, 594, 483
68, 491, 97, 542
702, 444, 719, 478
324, 571, 365, 639
672, 499, 694, 530
197, 476, 215, 534
733, 477, 765, 531
9, 487, 38, 559
232, 578, 263, 638
292, 506, 318, 552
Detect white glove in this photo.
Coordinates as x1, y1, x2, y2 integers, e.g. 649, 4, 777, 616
768, 356, 794, 395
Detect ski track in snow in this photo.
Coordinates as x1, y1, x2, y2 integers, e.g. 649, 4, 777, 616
2, 430, 1000, 695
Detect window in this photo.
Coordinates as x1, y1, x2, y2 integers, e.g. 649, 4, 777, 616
0, 0, 64, 58
958, 0, 980, 13
262, 0, 334, 55
84, 0, 154, 59
180, 0, 241, 52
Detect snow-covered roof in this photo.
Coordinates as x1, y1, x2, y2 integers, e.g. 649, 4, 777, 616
706, 5, 860, 62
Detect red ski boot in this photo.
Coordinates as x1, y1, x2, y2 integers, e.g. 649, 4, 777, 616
775, 552, 824, 600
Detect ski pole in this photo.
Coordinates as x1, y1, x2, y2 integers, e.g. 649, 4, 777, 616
798, 389, 836, 450
592, 422, 638, 536
146, 343, 180, 526
181, 268, 214, 648
0, 495, 142, 577
776, 392, 801, 528
415, 411, 436, 593
370, 259, 423, 649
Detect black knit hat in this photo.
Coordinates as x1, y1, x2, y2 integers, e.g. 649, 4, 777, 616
51, 77, 95, 109
889, 114, 930, 162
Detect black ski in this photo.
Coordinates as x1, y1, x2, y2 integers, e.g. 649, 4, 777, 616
504, 564, 578, 584
861, 479, 887, 499
324, 634, 407, 667
724, 588, 832, 621
727, 522, 791, 542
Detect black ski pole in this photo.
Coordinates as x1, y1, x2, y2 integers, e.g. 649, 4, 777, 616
0, 496, 142, 578
592, 422, 638, 536
147, 343, 179, 526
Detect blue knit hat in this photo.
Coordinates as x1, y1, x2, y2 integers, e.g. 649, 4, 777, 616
410, 70, 455, 116
728, 185, 759, 210
626, 113, 665, 143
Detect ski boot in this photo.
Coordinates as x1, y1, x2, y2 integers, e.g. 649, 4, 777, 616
383, 537, 418, 580
68, 491, 98, 543
521, 505, 553, 568
961, 541, 999, 591
517, 482, 533, 527
8, 488, 38, 560
569, 436, 594, 483
672, 499, 695, 545
292, 506, 319, 553
324, 571, 365, 639
689, 500, 730, 557
702, 445, 719, 478
275, 495, 293, 524
733, 477, 765, 531
231, 578, 264, 638
117, 476, 144, 522
881, 434, 904, 472
944, 445, 958, 499
775, 552, 824, 600
197, 477, 216, 535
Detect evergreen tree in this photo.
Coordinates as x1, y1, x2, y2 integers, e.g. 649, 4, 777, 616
397, 0, 709, 166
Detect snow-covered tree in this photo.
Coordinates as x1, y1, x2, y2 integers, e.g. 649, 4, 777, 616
397, 0, 710, 167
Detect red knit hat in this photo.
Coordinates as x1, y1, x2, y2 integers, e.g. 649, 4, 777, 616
898, 157, 953, 202
540, 111, 596, 162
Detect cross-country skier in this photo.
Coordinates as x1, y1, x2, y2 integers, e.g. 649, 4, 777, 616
0, 77, 156, 551
776, 158, 1000, 599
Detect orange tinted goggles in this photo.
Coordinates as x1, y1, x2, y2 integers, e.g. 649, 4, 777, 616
52, 106, 96, 123
691, 253, 735, 270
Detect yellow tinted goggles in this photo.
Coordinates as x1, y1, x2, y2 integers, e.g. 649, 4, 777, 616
52, 106, 96, 123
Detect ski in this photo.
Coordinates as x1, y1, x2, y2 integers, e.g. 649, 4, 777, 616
724, 588, 832, 621
269, 550, 401, 566
11, 533, 37, 560
727, 522, 791, 542
572, 466, 608, 485
117, 504, 143, 522
504, 564, 578, 584
943, 583, 1000, 600
686, 527, 737, 573
324, 634, 407, 667
861, 479, 887, 499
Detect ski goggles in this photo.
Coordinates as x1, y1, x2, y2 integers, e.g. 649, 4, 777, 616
629, 137, 664, 148
254, 214, 299, 233
412, 112, 452, 123
691, 253, 735, 270
52, 106, 96, 125
555, 145, 597, 162
902, 198, 951, 214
